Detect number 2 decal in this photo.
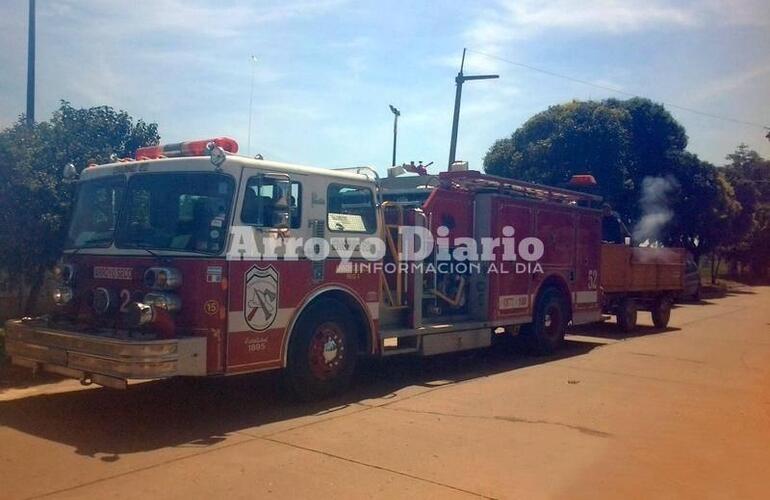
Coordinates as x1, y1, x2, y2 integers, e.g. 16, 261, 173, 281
119, 289, 131, 312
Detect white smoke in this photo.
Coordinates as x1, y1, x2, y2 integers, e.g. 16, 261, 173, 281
633, 176, 679, 245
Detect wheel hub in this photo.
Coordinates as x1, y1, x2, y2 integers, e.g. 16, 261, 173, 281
309, 323, 345, 380
323, 338, 338, 363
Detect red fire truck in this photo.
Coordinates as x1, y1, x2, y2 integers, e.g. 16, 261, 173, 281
4, 137, 677, 399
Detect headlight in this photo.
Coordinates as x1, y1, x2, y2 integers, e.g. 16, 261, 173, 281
92, 287, 116, 314
143, 292, 182, 312
124, 302, 156, 327
144, 267, 182, 290
52, 286, 73, 306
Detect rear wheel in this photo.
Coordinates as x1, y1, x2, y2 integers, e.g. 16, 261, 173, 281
521, 288, 568, 355
617, 299, 637, 332
652, 296, 672, 328
284, 299, 358, 401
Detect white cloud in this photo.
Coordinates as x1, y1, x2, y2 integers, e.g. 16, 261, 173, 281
461, 0, 769, 70
688, 66, 770, 104
40, 0, 350, 39
467, 0, 698, 50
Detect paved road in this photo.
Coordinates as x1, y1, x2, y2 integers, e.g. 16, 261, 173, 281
2, 287, 770, 499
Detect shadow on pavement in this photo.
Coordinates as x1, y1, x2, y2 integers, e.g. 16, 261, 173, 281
0, 361, 64, 393
571, 321, 680, 341
0, 335, 623, 460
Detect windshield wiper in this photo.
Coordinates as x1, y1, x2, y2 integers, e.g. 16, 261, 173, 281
79, 237, 114, 248
129, 243, 161, 260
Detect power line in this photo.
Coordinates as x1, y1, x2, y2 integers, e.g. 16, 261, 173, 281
466, 48, 770, 131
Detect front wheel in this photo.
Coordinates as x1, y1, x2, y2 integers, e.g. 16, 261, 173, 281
520, 288, 568, 355
284, 299, 358, 401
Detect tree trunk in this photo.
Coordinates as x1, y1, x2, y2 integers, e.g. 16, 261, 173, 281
710, 252, 721, 285
23, 266, 45, 316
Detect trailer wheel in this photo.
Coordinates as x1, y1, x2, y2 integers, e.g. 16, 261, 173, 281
617, 299, 637, 332
652, 296, 672, 329
521, 287, 567, 355
284, 299, 358, 401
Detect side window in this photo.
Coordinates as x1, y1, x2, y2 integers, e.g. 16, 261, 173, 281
241, 176, 302, 229
327, 184, 376, 233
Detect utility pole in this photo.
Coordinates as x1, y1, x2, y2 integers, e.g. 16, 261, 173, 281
389, 104, 400, 166
447, 48, 498, 167
26, 0, 36, 127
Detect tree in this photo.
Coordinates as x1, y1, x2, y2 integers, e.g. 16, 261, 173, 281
485, 100, 633, 215
483, 97, 736, 262
663, 152, 740, 274
0, 101, 159, 313
721, 144, 770, 278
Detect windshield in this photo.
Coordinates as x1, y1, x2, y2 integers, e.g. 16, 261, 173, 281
65, 175, 126, 249
66, 172, 235, 253
116, 172, 235, 253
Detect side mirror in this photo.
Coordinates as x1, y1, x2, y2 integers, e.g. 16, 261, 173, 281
261, 173, 291, 230
62, 163, 78, 181
271, 211, 290, 229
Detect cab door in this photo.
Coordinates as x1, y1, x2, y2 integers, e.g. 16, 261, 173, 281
225, 168, 305, 373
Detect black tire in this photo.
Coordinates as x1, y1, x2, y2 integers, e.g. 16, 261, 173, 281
284, 299, 358, 401
617, 299, 637, 332
652, 296, 672, 329
520, 288, 568, 355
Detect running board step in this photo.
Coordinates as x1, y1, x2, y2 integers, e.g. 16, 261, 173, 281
421, 328, 491, 356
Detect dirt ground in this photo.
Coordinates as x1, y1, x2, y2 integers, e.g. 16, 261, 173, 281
1, 286, 769, 499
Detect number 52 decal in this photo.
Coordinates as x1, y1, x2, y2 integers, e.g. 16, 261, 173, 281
587, 269, 598, 290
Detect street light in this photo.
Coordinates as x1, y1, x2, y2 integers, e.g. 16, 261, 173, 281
389, 104, 400, 166
447, 48, 499, 167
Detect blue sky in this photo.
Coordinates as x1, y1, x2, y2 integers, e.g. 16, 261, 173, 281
1, 0, 769, 175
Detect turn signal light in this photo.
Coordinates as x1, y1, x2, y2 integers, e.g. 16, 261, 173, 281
52, 286, 73, 306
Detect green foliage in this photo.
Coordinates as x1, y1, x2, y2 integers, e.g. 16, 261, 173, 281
483, 97, 738, 259
485, 99, 633, 214
721, 144, 770, 276
664, 152, 740, 259
0, 101, 159, 311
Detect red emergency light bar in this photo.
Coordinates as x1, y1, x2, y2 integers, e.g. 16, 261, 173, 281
568, 174, 598, 187
135, 137, 239, 160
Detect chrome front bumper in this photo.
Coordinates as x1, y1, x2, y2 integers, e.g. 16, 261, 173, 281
4, 319, 207, 389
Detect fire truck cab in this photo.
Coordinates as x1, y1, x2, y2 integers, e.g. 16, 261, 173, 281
5, 138, 604, 400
